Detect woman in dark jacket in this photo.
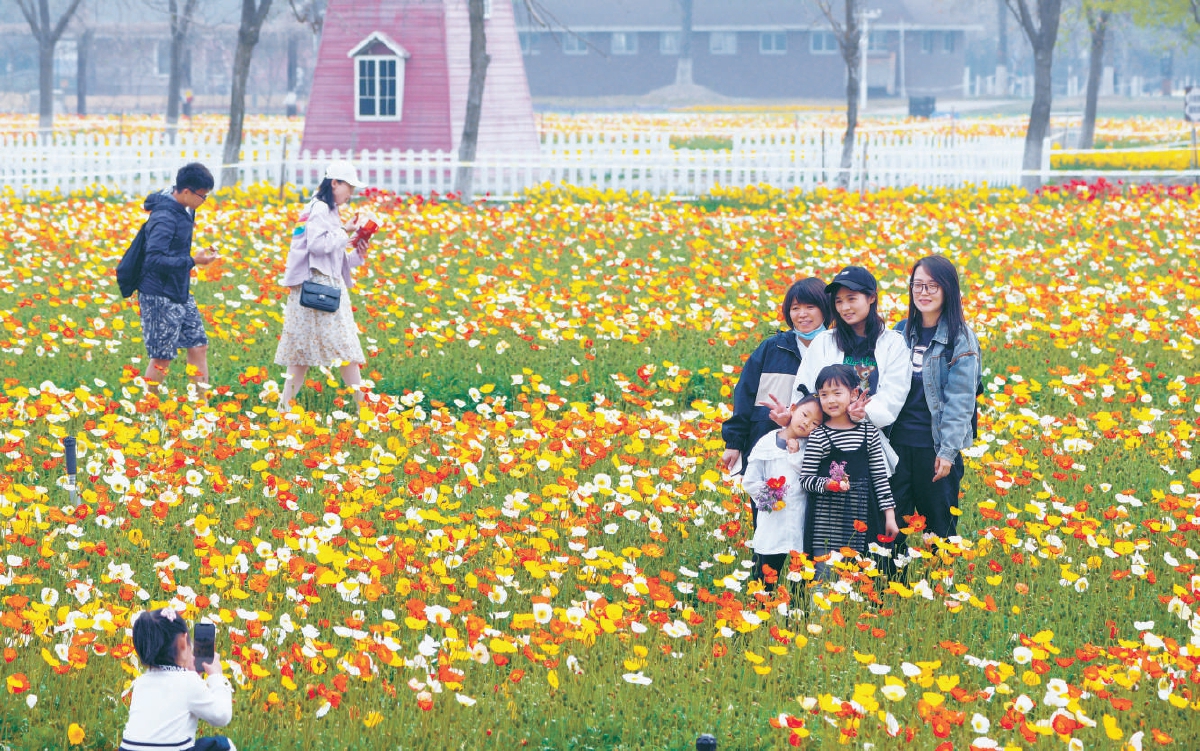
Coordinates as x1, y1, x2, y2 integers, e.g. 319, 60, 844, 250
721, 277, 830, 478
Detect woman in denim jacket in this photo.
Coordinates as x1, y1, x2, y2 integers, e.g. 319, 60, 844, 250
889, 255, 981, 541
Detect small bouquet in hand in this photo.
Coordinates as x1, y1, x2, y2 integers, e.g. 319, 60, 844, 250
352, 209, 381, 245
825, 461, 850, 492
756, 476, 788, 512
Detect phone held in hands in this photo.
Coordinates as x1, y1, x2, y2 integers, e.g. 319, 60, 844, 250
193, 622, 216, 673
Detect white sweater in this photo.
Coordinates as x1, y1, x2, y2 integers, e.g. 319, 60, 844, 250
790, 328, 912, 430
121, 667, 233, 751
742, 431, 809, 555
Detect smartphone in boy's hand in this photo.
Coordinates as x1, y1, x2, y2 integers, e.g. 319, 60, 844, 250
193, 622, 216, 674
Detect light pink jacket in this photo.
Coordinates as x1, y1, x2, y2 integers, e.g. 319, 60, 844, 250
279, 199, 363, 289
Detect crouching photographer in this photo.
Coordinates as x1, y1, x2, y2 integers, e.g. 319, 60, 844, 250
120, 608, 236, 751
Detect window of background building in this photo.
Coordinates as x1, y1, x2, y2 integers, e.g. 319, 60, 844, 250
921, 31, 934, 53
760, 31, 787, 54
709, 32, 737, 55
612, 32, 638, 55
943, 31, 955, 53
810, 30, 838, 54
868, 30, 887, 52
156, 40, 171, 76
355, 56, 401, 121
660, 31, 681, 55
563, 33, 588, 55
519, 32, 540, 56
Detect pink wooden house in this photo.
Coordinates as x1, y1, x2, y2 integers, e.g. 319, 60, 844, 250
301, 0, 539, 155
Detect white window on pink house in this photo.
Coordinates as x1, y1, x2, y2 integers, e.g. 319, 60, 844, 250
660, 32, 681, 55
347, 32, 410, 122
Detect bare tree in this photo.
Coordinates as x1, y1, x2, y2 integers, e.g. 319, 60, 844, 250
288, 0, 324, 36
1079, 5, 1111, 149
76, 27, 92, 115
163, 0, 201, 136
286, 0, 325, 115
675, 0, 694, 86
15, 0, 86, 131
221, 0, 274, 188
455, 0, 490, 200
1006, 0, 1063, 190
815, 0, 861, 190
996, 0, 1009, 94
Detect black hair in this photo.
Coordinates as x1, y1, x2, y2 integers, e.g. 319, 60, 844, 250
793, 393, 823, 414
174, 162, 214, 193
781, 277, 833, 330
815, 364, 860, 394
829, 274, 884, 355
313, 178, 338, 212
906, 255, 967, 346
132, 609, 189, 668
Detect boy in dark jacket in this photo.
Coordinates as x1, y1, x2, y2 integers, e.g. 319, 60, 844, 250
135, 162, 220, 385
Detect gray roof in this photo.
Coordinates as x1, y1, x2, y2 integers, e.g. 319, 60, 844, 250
515, 0, 986, 32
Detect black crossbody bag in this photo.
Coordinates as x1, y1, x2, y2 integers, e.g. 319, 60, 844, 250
299, 274, 340, 313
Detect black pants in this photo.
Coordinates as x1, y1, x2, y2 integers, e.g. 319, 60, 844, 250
752, 552, 789, 591
890, 444, 964, 541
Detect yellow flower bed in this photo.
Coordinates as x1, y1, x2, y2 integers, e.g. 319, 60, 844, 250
1052, 148, 1197, 171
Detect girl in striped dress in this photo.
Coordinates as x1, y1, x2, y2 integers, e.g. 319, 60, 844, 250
797, 364, 900, 568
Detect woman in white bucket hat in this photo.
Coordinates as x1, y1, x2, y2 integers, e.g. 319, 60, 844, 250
274, 160, 372, 407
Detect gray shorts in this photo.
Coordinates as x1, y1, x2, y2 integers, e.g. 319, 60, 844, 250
139, 294, 208, 360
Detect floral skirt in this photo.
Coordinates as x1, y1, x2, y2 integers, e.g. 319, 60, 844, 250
274, 273, 365, 367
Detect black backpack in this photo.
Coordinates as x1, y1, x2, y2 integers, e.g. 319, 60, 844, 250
116, 222, 148, 298
894, 318, 984, 439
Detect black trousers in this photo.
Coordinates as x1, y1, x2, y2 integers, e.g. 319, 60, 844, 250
889, 444, 964, 541
752, 552, 790, 591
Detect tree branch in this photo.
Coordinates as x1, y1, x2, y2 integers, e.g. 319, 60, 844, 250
813, 0, 847, 43
14, 0, 44, 42
1004, 0, 1039, 46
49, 0, 86, 43
518, 0, 605, 55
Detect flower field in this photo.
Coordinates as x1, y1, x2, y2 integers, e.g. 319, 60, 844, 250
1, 180, 1199, 750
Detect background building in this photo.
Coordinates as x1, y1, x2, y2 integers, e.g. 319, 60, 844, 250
514, 0, 981, 100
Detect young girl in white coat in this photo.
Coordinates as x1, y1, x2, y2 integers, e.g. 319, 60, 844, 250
742, 394, 824, 591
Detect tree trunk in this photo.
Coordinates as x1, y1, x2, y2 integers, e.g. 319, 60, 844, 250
38, 41, 54, 131
1009, 0, 1062, 191
166, 38, 184, 134
286, 32, 299, 115
455, 0, 490, 201
838, 0, 861, 190
995, 0, 1008, 95
675, 0, 693, 86
76, 29, 90, 115
1022, 46, 1055, 190
1080, 10, 1109, 151
221, 0, 273, 189
17, 0, 85, 132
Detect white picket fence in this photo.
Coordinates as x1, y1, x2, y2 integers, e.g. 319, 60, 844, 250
1, 130, 1028, 197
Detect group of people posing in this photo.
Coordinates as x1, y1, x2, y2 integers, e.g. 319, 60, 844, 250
721, 260, 982, 588
129, 159, 373, 408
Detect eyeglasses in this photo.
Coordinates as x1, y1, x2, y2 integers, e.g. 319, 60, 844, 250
188, 189, 210, 204
910, 281, 941, 294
